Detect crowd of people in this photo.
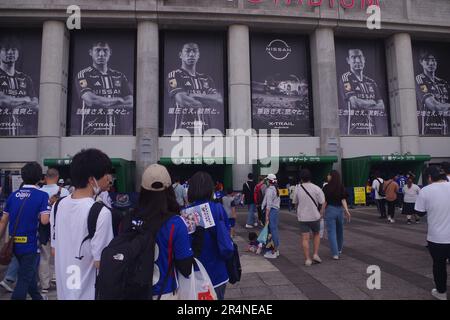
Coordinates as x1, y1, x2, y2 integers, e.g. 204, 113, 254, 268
242, 165, 450, 300
0, 150, 449, 301
0, 149, 234, 300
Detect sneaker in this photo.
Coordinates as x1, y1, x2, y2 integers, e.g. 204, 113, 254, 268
41, 287, 49, 294
332, 255, 340, 260
253, 222, 258, 227
305, 259, 313, 266
41, 294, 49, 300
407, 219, 411, 225
415, 219, 420, 224
275, 250, 280, 257
431, 289, 447, 300
264, 251, 277, 259
245, 224, 254, 229
312, 255, 322, 264
0, 280, 14, 293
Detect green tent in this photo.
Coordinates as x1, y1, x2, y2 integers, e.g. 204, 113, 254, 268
158, 157, 233, 189
255, 156, 338, 186
342, 155, 431, 188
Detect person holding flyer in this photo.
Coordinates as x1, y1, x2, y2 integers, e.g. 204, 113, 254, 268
185, 171, 233, 300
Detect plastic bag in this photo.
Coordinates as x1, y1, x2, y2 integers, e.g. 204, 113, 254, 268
177, 258, 217, 300
257, 224, 269, 245
319, 219, 325, 239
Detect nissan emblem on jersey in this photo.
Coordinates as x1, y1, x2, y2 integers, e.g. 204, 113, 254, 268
266, 39, 292, 60
113, 253, 124, 261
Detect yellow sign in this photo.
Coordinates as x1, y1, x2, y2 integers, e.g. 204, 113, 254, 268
279, 188, 289, 196
13, 236, 27, 244
354, 187, 366, 205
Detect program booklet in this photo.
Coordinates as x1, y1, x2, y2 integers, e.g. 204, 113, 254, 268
180, 202, 216, 234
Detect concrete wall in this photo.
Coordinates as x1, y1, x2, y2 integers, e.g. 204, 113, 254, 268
340, 137, 401, 158
0, 139, 38, 162
1, 0, 450, 33
419, 137, 450, 159
60, 137, 136, 160
1, 0, 450, 169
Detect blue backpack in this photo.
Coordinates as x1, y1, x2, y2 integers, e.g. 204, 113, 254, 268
208, 202, 242, 284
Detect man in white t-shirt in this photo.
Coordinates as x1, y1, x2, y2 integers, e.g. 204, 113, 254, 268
39, 168, 70, 293
371, 172, 387, 219
415, 166, 450, 301
292, 169, 325, 267
51, 149, 114, 300
95, 174, 113, 208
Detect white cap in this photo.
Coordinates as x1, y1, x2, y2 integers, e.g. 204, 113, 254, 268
267, 174, 277, 182
141, 164, 172, 191
58, 179, 64, 184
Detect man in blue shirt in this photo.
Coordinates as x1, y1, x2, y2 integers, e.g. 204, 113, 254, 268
0, 162, 50, 300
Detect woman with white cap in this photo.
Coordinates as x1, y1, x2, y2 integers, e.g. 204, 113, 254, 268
131, 164, 194, 300
261, 173, 281, 259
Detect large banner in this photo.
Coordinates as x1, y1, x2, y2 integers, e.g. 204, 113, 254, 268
251, 34, 311, 135
163, 32, 225, 136
69, 31, 135, 136
0, 30, 41, 136
413, 42, 450, 136
336, 39, 389, 136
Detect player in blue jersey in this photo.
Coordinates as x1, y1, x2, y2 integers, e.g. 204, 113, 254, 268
75, 41, 133, 135
0, 36, 39, 136
167, 43, 223, 135
339, 49, 386, 135
415, 52, 450, 136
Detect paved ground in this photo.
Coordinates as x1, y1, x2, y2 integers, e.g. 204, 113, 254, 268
1, 205, 449, 300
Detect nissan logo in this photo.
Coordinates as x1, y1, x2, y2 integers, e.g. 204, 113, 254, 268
266, 39, 292, 60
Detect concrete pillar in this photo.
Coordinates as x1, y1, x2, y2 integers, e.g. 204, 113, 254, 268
310, 28, 341, 165
228, 25, 252, 190
37, 21, 69, 165
386, 33, 420, 154
135, 21, 159, 188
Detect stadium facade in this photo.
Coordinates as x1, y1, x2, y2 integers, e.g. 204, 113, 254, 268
1, 0, 450, 192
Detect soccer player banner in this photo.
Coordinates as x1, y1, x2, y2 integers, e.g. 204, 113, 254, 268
251, 34, 311, 135
163, 32, 226, 136
69, 31, 135, 136
0, 30, 42, 137
413, 42, 450, 136
335, 39, 390, 136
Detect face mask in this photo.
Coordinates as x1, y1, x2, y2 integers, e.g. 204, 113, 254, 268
91, 178, 101, 196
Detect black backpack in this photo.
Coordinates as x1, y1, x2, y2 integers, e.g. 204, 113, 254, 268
375, 179, 388, 198
53, 198, 123, 244
226, 242, 242, 284
95, 215, 176, 300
